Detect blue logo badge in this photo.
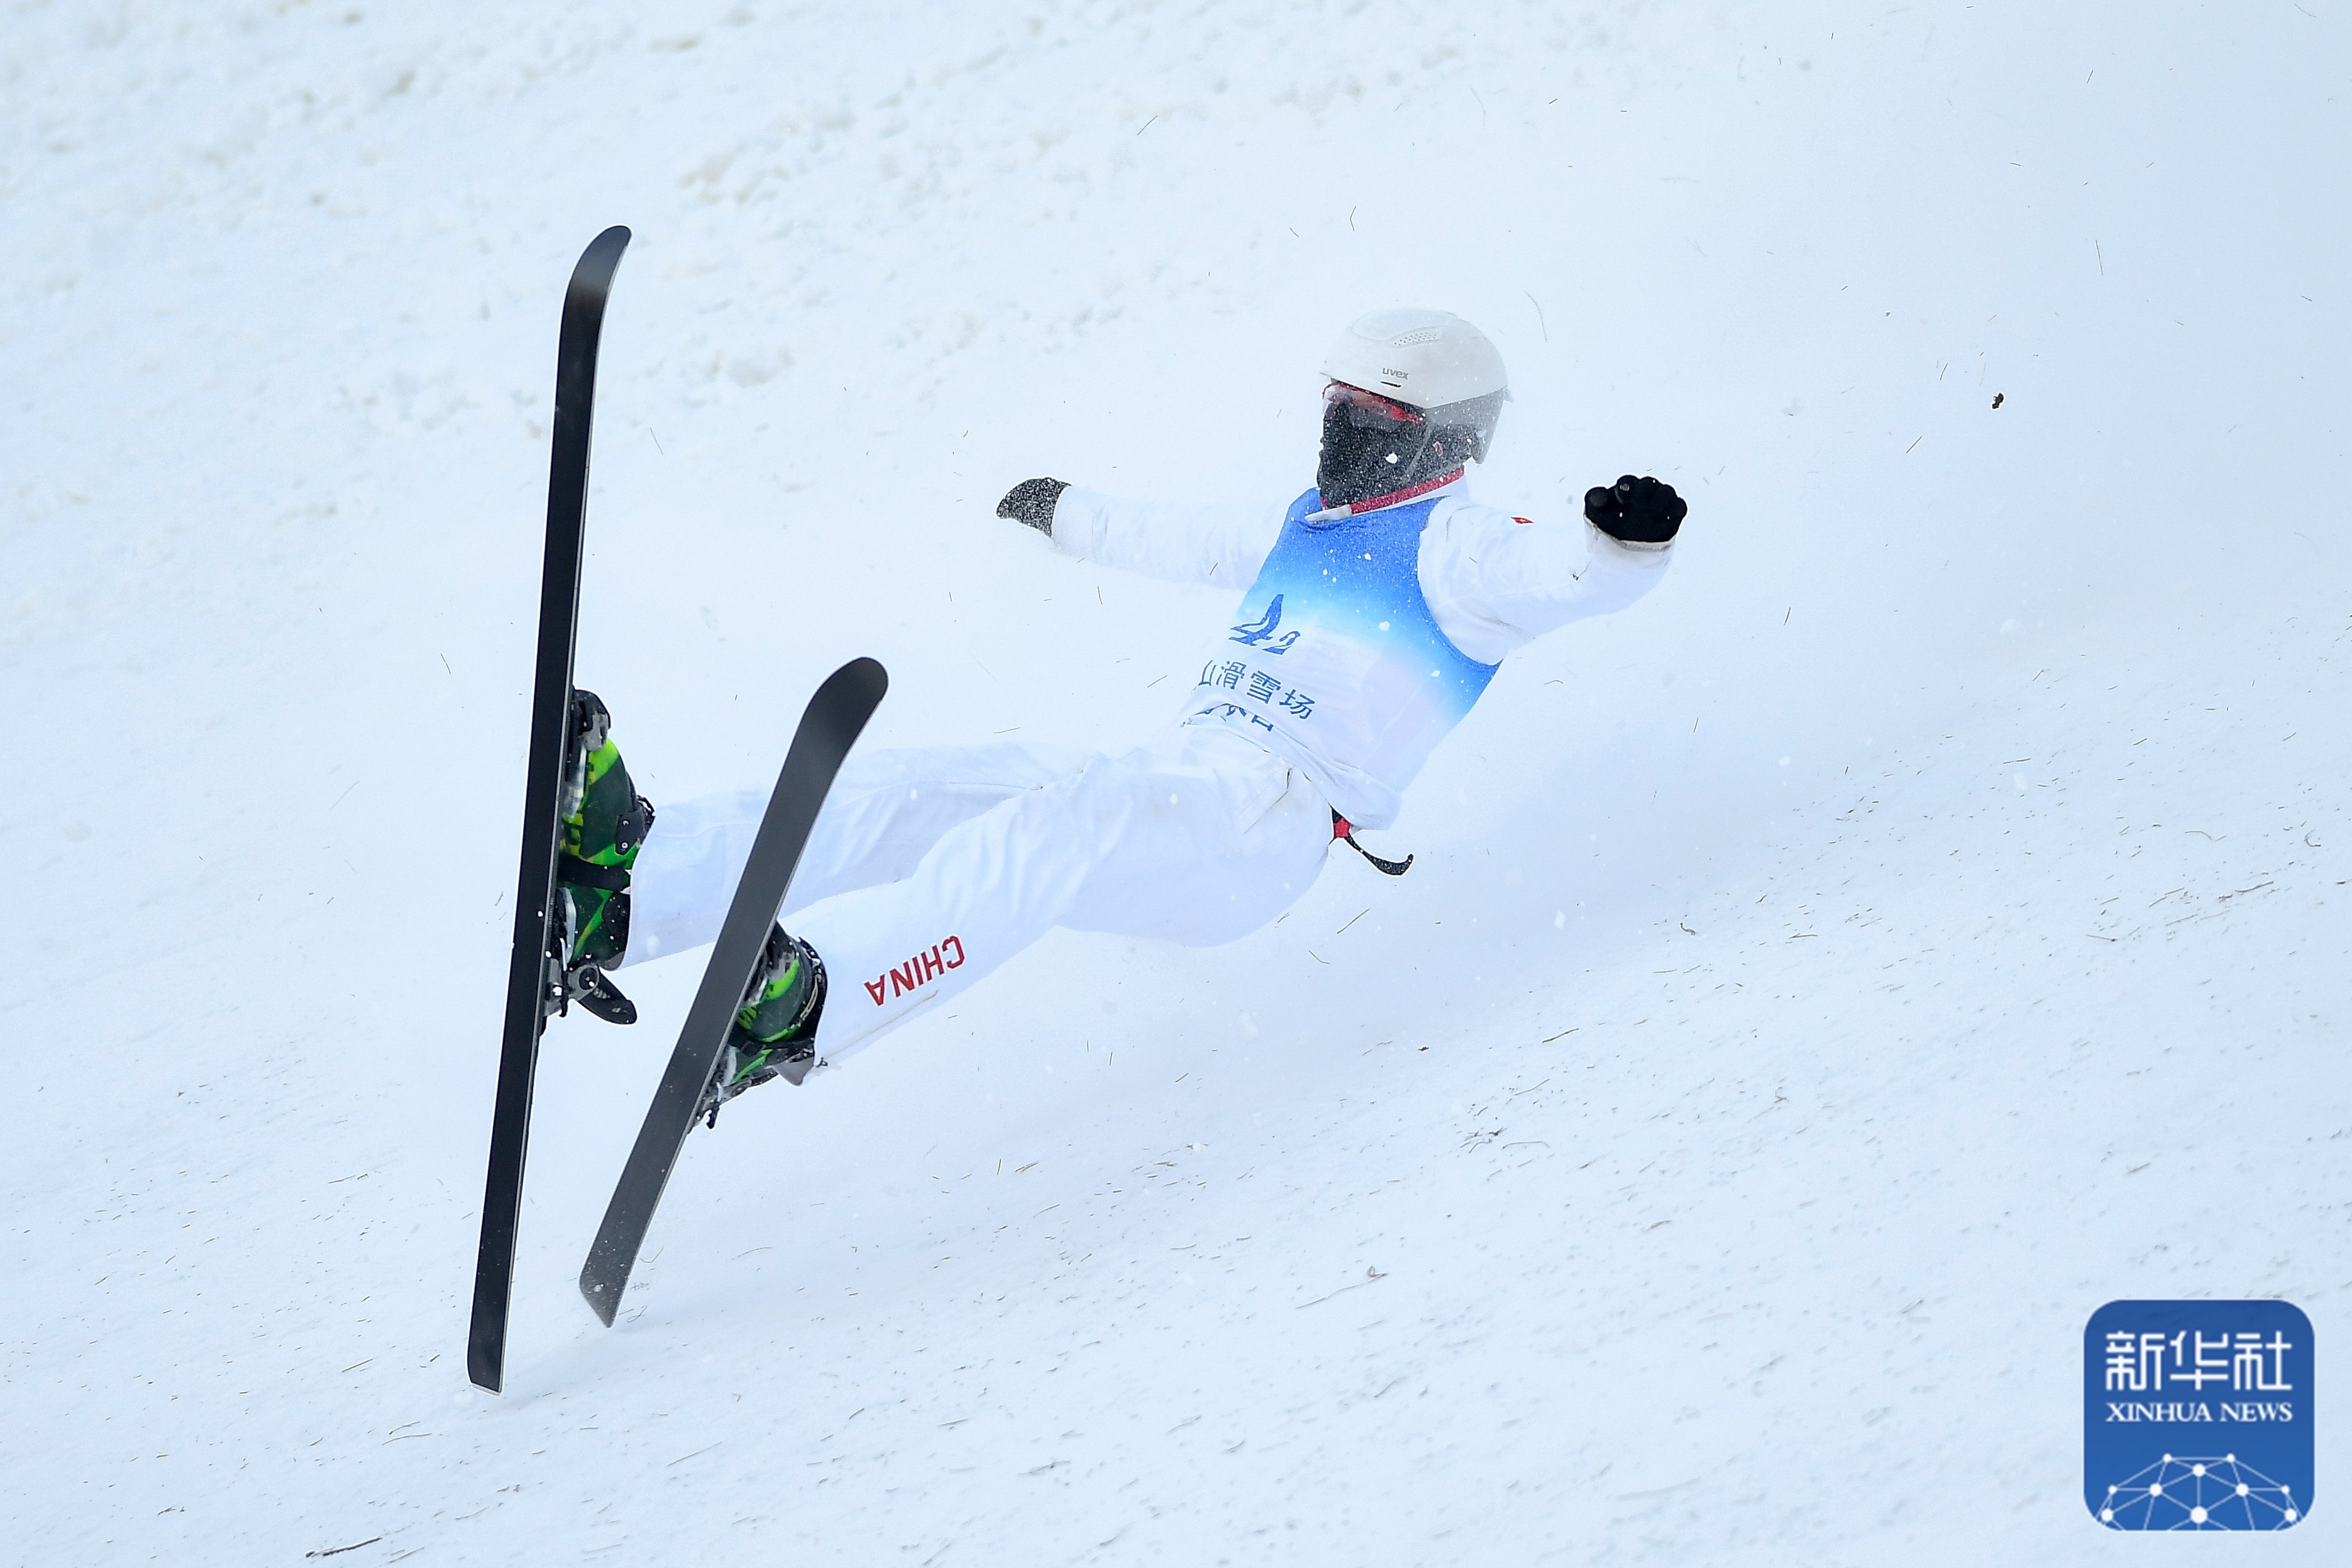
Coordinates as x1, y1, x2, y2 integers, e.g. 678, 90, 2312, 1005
1229, 594, 1299, 653
2084, 1299, 2312, 1530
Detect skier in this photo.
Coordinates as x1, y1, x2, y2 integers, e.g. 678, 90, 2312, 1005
555, 309, 1685, 1115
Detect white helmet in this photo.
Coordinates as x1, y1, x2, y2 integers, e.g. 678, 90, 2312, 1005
1320, 308, 1508, 412
1313, 309, 1508, 512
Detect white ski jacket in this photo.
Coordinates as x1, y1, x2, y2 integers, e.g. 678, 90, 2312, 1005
1049, 477, 1674, 827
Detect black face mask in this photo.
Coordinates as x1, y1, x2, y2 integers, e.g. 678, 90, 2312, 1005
1318, 402, 1435, 509
1317, 404, 1489, 510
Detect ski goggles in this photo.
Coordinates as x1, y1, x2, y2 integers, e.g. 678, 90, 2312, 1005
1323, 381, 1426, 433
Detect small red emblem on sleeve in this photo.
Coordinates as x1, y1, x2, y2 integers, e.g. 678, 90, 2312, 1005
1513, 515, 1535, 526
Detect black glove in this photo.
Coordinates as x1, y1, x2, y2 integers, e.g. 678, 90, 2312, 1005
1582, 474, 1686, 544
996, 477, 1069, 536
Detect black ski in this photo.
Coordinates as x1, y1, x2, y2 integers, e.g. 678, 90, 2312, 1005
578, 656, 888, 1327
467, 225, 632, 1394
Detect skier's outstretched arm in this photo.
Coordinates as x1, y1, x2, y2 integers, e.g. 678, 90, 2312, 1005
1422, 474, 1685, 661
996, 477, 1279, 587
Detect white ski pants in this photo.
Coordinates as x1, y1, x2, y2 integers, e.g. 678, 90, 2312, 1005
624, 722, 1335, 1063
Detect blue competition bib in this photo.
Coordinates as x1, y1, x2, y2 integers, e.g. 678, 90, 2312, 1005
1184, 487, 1498, 828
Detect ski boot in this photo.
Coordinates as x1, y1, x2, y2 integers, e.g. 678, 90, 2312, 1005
699, 924, 827, 1125
555, 688, 655, 1025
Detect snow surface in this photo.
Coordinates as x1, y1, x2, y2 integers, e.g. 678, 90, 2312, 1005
8, 1, 2351, 1562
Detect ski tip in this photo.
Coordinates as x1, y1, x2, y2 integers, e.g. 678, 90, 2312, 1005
465, 1349, 505, 1394
580, 1273, 622, 1328
568, 226, 634, 299
825, 656, 889, 706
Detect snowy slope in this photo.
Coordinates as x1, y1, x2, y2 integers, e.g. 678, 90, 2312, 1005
7, 1, 2350, 1562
